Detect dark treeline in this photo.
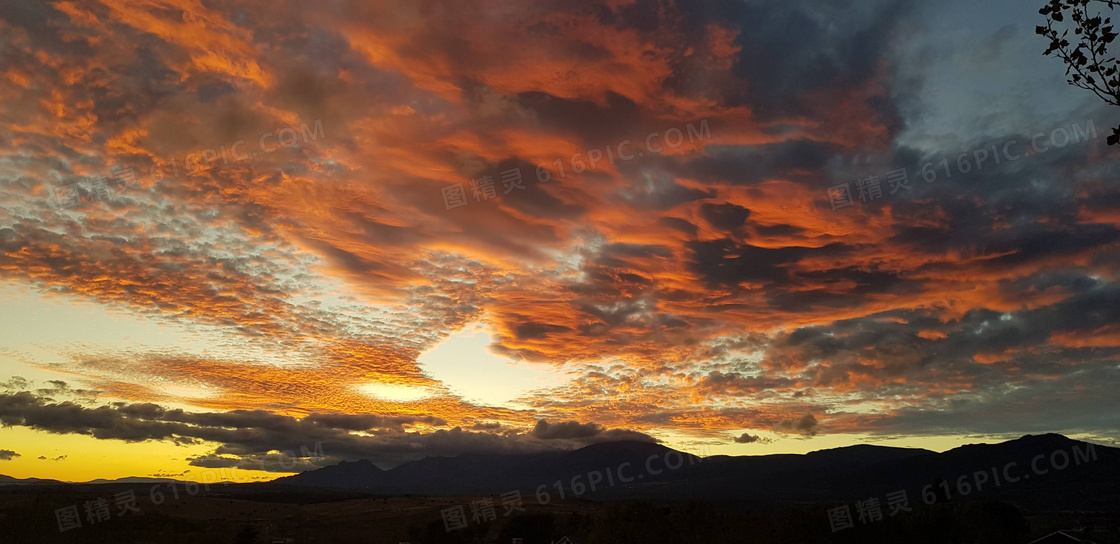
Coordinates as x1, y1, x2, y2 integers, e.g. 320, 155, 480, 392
3, 487, 1117, 544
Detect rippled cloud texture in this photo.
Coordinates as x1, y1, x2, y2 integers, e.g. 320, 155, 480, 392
1, 0, 1119, 471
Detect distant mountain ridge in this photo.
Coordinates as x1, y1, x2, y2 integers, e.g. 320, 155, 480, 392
271, 434, 1119, 510
0, 474, 65, 485
83, 477, 183, 484
4, 433, 1114, 512
0, 474, 187, 486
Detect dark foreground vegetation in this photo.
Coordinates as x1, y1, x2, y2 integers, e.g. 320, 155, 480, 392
1, 483, 1117, 544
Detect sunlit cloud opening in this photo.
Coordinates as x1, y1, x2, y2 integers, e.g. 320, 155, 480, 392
418, 322, 569, 408
354, 382, 433, 402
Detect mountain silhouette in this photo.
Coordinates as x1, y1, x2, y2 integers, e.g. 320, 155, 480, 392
271, 434, 1118, 510
7, 432, 1110, 514
0, 474, 64, 485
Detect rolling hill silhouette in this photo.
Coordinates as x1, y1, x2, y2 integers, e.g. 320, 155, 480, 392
271, 433, 1118, 510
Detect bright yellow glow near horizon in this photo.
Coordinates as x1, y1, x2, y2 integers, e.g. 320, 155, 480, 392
0, 426, 284, 483
4, 420, 1109, 482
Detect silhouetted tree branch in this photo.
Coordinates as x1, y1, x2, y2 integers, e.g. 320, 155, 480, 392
1037, 0, 1120, 144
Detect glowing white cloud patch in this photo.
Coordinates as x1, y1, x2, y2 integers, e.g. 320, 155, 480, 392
148, 382, 220, 404
355, 382, 433, 402
418, 323, 569, 407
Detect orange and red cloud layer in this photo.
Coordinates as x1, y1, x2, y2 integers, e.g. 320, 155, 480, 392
1, 0, 1118, 462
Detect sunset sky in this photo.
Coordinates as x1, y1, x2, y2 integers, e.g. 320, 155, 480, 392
1, 0, 1119, 483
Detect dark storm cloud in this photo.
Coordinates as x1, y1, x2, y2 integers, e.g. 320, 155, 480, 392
732, 432, 774, 444
515, 321, 573, 340
0, 1, 90, 54
35, 380, 99, 399
686, 238, 852, 287
695, 372, 797, 397
725, 0, 911, 119
303, 413, 448, 431
594, 243, 674, 268
777, 413, 819, 436
0, 450, 19, 461
767, 268, 926, 313
752, 222, 806, 237
745, 277, 1120, 437
658, 216, 699, 237
531, 419, 656, 442
486, 158, 588, 220
852, 366, 1120, 438
681, 140, 842, 186
597, 0, 910, 123
532, 419, 604, 439
0, 390, 655, 470
700, 202, 752, 231
941, 281, 1120, 364
515, 91, 644, 146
